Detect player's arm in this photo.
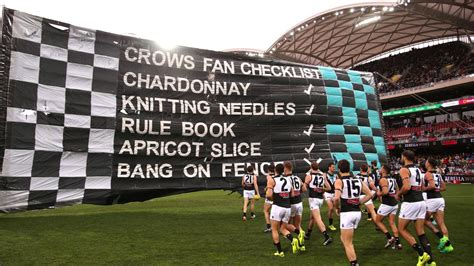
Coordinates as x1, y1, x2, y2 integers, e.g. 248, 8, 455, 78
333, 179, 343, 211
323, 174, 331, 191
423, 172, 435, 192
368, 176, 377, 191
377, 177, 388, 197
304, 174, 311, 191
253, 175, 260, 196
241, 175, 245, 188
359, 182, 372, 205
440, 177, 447, 192
300, 177, 307, 192
396, 167, 411, 199
266, 178, 275, 200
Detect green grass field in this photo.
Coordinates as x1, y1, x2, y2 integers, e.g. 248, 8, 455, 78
0, 185, 473, 265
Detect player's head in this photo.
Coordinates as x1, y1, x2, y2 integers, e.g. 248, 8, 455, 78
426, 158, 437, 170
381, 164, 390, 176
419, 161, 427, 172
328, 162, 335, 172
283, 161, 293, 175
311, 161, 319, 171
401, 150, 415, 165
371, 160, 378, 168
246, 165, 254, 174
360, 163, 369, 173
275, 163, 284, 176
337, 159, 351, 174
267, 163, 275, 174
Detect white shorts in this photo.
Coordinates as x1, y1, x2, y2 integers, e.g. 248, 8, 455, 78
359, 195, 374, 206
324, 193, 335, 201
426, 198, 445, 212
377, 204, 398, 216
243, 190, 255, 199
340, 211, 361, 229
309, 197, 324, 210
291, 202, 303, 217
265, 198, 273, 205
399, 201, 427, 220
422, 192, 427, 201
270, 205, 291, 223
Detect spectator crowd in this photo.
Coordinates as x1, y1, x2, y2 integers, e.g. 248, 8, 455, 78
355, 41, 474, 93
388, 153, 474, 175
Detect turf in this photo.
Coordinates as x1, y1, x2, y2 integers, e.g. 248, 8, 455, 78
0, 185, 472, 265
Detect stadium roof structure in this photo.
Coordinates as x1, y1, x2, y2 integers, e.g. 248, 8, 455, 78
267, 0, 474, 69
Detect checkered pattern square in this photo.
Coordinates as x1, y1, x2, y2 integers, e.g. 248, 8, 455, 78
1, 9, 120, 211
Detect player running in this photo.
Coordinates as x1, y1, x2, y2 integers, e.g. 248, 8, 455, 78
287, 162, 307, 251
396, 150, 436, 266
324, 162, 338, 231
263, 164, 275, 233
303, 161, 333, 245
242, 165, 260, 221
266, 163, 301, 257
356, 164, 377, 223
334, 159, 373, 266
374, 164, 402, 249
423, 159, 454, 253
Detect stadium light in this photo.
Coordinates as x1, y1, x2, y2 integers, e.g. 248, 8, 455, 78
335, 11, 339, 16
290, 31, 294, 35
350, 8, 354, 13
361, 7, 365, 11
372, 7, 376, 11
383, 6, 388, 11
322, 17, 325, 20
355, 15, 381, 28
389, 7, 394, 11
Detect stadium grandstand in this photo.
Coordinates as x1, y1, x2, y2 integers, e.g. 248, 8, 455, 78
264, 0, 474, 179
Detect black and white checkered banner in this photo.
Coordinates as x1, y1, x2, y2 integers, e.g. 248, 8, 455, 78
0, 8, 387, 212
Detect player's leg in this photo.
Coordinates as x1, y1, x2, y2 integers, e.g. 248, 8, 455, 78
415, 217, 435, 265
281, 208, 300, 254
271, 219, 284, 257
250, 198, 256, 219
434, 210, 453, 253
305, 213, 314, 240
366, 203, 378, 225
340, 229, 357, 263
375, 213, 394, 248
389, 213, 401, 249
263, 202, 272, 232
326, 198, 336, 231
312, 208, 333, 245
243, 196, 249, 221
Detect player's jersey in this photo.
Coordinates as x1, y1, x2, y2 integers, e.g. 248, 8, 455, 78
340, 175, 363, 212
356, 173, 372, 189
308, 171, 325, 199
379, 176, 398, 206
272, 175, 292, 208
426, 171, 443, 199
326, 172, 337, 193
402, 164, 424, 202
289, 175, 303, 204
371, 167, 380, 187
243, 174, 255, 190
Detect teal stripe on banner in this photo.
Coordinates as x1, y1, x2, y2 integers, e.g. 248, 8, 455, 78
363, 84, 375, 94
358, 126, 373, 136
327, 95, 343, 106
368, 110, 381, 129
345, 134, 361, 143
338, 80, 353, 90
326, 124, 345, 135
319, 67, 338, 80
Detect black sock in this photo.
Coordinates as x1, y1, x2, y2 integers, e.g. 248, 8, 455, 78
395, 237, 400, 244
368, 212, 372, 219
251, 212, 254, 216
412, 243, 424, 256
286, 234, 293, 241
385, 232, 392, 240
274, 242, 282, 252
329, 218, 333, 225
243, 212, 246, 217
418, 234, 433, 262
307, 229, 313, 234
266, 224, 271, 229
322, 231, 329, 240
435, 231, 443, 239
295, 228, 300, 235
350, 260, 358, 266
445, 240, 451, 247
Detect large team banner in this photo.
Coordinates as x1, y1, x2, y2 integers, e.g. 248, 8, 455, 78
0, 8, 387, 212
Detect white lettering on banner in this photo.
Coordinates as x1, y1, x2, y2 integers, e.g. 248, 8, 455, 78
221, 161, 284, 177
219, 102, 296, 116
240, 62, 319, 79
210, 142, 261, 158
122, 96, 211, 114
123, 72, 250, 96
124, 47, 195, 69
119, 140, 204, 157
203, 58, 235, 74
182, 122, 235, 138
121, 118, 171, 135
183, 164, 211, 178
117, 163, 173, 178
